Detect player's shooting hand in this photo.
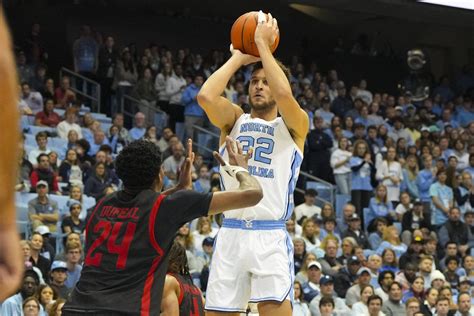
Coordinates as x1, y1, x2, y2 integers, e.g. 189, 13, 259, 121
0, 225, 24, 301
177, 139, 195, 190
254, 11, 279, 47
229, 44, 260, 66
213, 136, 253, 169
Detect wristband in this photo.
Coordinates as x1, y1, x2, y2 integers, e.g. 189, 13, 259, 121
222, 162, 249, 178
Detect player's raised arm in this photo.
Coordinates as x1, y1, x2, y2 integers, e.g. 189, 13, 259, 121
197, 47, 258, 139
208, 137, 262, 214
254, 12, 309, 151
0, 8, 24, 300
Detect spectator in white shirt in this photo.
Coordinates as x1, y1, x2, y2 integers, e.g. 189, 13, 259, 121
21, 82, 43, 113
165, 64, 186, 133
331, 137, 353, 195
28, 131, 51, 165
57, 107, 83, 140
294, 189, 321, 224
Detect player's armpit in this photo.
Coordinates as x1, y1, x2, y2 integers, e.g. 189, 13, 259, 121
197, 94, 243, 135
161, 275, 180, 316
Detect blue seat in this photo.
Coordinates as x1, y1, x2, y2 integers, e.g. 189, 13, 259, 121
24, 133, 37, 147
336, 194, 351, 218
16, 204, 30, 239
49, 195, 71, 211
50, 137, 68, 150
101, 122, 112, 133
26, 125, 56, 135
306, 181, 332, 202
363, 207, 373, 232
54, 109, 65, 117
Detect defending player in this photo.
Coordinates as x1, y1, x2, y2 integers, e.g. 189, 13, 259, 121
62, 137, 262, 315
0, 7, 25, 300
197, 12, 309, 316
161, 240, 205, 316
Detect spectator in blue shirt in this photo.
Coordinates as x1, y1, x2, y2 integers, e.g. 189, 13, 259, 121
430, 169, 454, 227
350, 139, 375, 224
416, 154, 436, 222
1, 270, 41, 316
368, 184, 395, 226
182, 73, 205, 141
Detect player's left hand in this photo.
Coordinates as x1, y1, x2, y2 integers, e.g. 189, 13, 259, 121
177, 139, 195, 190
254, 11, 279, 47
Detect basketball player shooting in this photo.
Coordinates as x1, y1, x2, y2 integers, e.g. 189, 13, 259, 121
197, 11, 309, 316
0, 8, 25, 301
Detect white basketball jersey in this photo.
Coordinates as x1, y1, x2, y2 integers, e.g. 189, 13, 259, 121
219, 114, 303, 221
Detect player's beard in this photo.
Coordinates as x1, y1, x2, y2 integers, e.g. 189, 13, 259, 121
249, 97, 277, 114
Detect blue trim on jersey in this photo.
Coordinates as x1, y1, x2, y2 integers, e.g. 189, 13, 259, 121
222, 218, 286, 230
218, 146, 226, 190
281, 150, 303, 221
248, 233, 294, 303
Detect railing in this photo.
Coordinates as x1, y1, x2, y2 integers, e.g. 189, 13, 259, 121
121, 94, 168, 134
299, 171, 335, 206
59, 67, 102, 113
191, 125, 220, 157
191, 124, 336, 206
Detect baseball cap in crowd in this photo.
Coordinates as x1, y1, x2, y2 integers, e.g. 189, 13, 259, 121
36, 180, 48, 188
35, 225, 50, 236
307, 261, 322, 270
349, 213, 361, 221
412, 236, 423, 244
413, 200, 423, 206
464, 209, 474, 216
320, 275, 334, 285
406, 104, 416, 110
430, 270, 446, 282
51, 261, 68, 272
429, 125, 440, 133
202, 237, 215, 247
459, 276, 472, 285
394, 106, 403, 112
420, 126, 430, 132
348, 256, 361, 265
357, 267, 371, 276
301, 78, 311, 86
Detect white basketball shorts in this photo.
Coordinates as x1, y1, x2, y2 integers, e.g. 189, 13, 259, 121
204, 219, 294, 312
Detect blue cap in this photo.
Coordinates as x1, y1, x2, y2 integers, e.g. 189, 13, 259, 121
320, 275, 334, 285
51, 261, 67, 271
202, 237, 215, 247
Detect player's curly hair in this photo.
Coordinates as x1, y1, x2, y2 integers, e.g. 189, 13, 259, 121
115, 140, 162, 191
168, 239, 191, 278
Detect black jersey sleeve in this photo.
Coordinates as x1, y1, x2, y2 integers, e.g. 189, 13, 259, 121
161, 190, 212, 226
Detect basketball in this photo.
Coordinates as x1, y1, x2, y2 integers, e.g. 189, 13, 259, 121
230, 11, 280, 57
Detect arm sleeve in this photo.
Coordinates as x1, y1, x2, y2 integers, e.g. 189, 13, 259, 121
350, 157, 365, 172
162, 190, 213, 227
181, 88, 193, 105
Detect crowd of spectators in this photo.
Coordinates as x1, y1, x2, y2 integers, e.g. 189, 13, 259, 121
3, 21, 474, 316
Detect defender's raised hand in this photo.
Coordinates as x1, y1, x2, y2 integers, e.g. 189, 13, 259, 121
213, 136, 253, 170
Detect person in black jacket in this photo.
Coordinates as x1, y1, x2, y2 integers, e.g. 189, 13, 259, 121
342, 213, 370, 249
83, 162, 118, 200
305, 115, 333, 183
438, 207, 474, 257
334, 255, 360, 298
401, 201, 431, 245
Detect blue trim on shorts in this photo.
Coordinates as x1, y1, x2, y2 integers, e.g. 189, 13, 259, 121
222, 218, 286, 230
205, 306, 247, 313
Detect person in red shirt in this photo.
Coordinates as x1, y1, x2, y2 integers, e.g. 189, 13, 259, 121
162, 240, 205, 316
30, 153, 60, 194
34, 98, 61, 127
54, 76, 76, 108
